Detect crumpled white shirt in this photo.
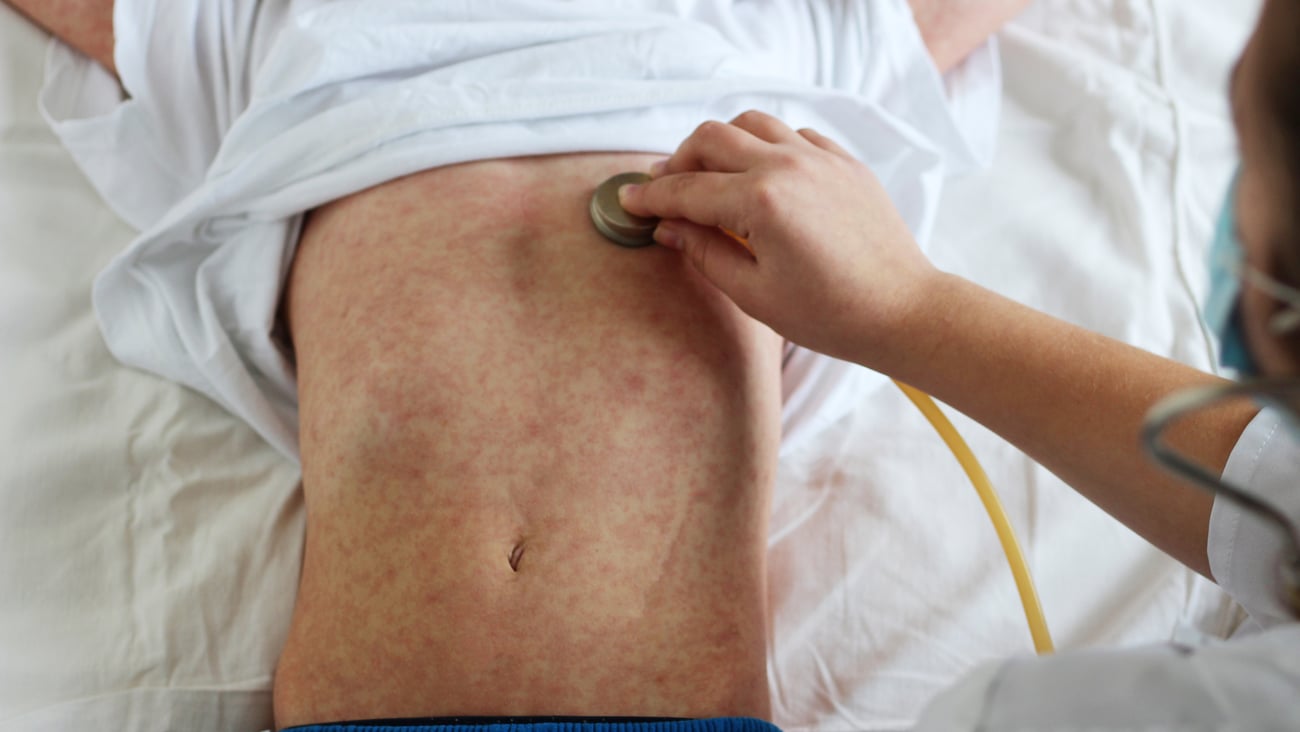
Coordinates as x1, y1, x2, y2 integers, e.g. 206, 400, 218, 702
39, 0, 999, 464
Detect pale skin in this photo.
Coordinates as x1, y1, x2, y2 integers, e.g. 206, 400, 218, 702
621, 12, 1300, 581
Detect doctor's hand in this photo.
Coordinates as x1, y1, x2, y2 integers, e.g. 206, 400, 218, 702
618, 111, 939, 363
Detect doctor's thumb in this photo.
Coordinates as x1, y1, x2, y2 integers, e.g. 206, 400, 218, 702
656, 220, 757, 306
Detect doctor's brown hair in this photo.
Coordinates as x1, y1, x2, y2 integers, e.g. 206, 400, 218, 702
1259, 0, 1300, 308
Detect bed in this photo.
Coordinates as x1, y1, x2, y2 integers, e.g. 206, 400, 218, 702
0, 0, 1258, 730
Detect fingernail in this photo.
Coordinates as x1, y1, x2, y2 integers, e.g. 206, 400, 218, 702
618, 183, 641, 207
655, 224, 683, 250
650, 159, 668, 178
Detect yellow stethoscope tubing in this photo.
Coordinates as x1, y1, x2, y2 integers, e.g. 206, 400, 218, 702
893, 380, 1056, 655
715, 228, 1054, 654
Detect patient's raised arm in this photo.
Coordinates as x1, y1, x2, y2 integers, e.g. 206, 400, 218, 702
909, 0, 1033, 71
5, 0, 116, 75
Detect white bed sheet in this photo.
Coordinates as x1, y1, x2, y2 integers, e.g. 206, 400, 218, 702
0, 1, 1256, 731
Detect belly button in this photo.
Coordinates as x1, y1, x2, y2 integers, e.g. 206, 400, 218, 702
508, 542, 526, 572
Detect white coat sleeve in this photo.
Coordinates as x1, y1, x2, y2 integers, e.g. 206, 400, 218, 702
912, 625, 1300, 731
911, 407, 1300, 730
1209, 407, 1300, 631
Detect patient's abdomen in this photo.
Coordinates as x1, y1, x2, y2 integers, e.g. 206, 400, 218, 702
273, 152, 782, 728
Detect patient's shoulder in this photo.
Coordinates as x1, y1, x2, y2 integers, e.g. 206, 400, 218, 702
5, 0, 117, 76
908, 0, 1029, 72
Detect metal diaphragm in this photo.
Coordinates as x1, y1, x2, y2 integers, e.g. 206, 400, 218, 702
590, 172, 659, 248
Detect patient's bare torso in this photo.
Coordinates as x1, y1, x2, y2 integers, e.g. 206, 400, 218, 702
274, 153, 783, 729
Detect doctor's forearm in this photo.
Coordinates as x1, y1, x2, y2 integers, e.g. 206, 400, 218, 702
859, 272, 1257, 579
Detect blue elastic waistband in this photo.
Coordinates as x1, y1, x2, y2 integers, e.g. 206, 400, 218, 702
284, 716, 781, 732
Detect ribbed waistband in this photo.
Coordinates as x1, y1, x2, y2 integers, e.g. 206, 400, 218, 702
283, 716, 781, 732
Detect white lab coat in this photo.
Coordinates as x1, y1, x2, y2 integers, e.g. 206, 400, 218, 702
914, 407, 1300, 730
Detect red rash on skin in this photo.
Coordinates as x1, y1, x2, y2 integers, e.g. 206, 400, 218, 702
273, 153, 783, 728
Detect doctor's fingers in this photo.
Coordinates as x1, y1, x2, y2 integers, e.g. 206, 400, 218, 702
797, 127, 853, 159
620, 170, 750, 233
655, 118, 782, 176
729, 110, 805, 145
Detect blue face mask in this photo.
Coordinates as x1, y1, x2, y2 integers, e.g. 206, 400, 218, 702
1204, 171, 1259, 376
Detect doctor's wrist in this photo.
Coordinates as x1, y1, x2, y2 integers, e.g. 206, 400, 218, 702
844, 268, 969, 379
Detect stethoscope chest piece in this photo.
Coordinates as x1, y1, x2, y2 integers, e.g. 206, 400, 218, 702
590, 172, 659, 248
